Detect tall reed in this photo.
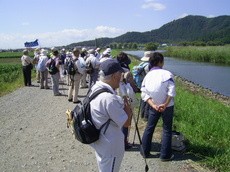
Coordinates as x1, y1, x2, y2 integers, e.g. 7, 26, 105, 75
165, 46, 230, 65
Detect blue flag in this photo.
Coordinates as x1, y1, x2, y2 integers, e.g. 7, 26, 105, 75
24, 39, 39, 47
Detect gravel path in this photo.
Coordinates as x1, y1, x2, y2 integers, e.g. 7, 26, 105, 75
0, 77, 211, 172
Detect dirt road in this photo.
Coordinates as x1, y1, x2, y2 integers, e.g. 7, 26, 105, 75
0, 78, 210, 172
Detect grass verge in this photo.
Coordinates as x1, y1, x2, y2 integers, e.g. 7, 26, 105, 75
164, 46, 230, 65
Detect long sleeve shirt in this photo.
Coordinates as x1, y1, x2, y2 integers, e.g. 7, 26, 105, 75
141, 67, 176, 107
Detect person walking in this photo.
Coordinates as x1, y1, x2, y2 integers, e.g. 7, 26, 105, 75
95, 47, 101, 59
59, 49, 66, 77
64, 51, 72, 86
38, 49, 49, 89
85, 49, 100, 88
45, 50, 61, 96
89, 59, 132, 172
67, 48, 84, 104
21, 50, 34, 86
80, 47, 88, 88
139, 51, 151, 121
116, 52, 140, 149
33, 48, 41, 83
140, 52, 176, 161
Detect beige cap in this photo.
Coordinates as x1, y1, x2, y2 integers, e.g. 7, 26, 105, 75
141, 51, 152, 62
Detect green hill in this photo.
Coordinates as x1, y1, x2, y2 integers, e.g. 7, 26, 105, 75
67, 15, 230, 47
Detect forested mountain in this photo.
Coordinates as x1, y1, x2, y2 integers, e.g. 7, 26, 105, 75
67, 15, 230, 47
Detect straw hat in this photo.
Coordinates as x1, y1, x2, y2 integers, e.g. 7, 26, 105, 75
141, 51, 152, 62
34, 48, 40, 52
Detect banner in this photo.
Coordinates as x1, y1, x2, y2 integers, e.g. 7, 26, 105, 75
24, 39, 39, 47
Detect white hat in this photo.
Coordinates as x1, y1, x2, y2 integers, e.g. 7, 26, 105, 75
82, 47, 87, 52
66, 51, 72, 57
106, 48, 111, 53
88, 49, 95, 54
41, 49, 48, 56
141, 51, 152, 62
103, 51, 110, 56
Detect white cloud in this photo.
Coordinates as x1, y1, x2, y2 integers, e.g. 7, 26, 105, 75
177, 13, 189, 19
142, 0, 166, 11
207, 14, 216, 18
22, 22, 30, 26
0, 26, 125, 49
144, 0, 154, 2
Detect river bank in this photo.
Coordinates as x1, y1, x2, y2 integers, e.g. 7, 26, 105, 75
175, 76, 230, 107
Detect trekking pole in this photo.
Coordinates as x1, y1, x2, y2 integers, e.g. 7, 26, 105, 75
132, 99, 142, 146
132, 101, 149, 172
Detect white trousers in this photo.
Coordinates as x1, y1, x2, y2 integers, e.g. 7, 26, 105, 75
95, 151, 124, 172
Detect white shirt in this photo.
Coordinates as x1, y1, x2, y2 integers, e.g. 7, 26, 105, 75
73, 55, 84, 75
86, 54, 100, 69
95, 52, 101, 59
21, 55, 33, 66
39, 55, 49, 64
141, 67, 176, 107
90, 81, 128, 157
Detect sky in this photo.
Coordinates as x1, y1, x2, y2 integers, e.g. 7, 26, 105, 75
0, 0, 230, 49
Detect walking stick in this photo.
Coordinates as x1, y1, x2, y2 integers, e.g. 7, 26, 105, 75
131, 99, 149, 172
132, 99, 142, 146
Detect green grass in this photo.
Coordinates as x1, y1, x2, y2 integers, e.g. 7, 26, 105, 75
165, 45, 230, 65
0, 58, 36, 96
0, 51, 34, 58
174, 79, 230, 171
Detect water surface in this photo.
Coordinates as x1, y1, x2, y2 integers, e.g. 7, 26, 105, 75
124, 50, 230, 97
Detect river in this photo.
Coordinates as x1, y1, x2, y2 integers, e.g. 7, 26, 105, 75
124, 50, 230, 97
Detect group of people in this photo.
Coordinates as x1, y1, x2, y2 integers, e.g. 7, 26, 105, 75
21, 48, 176, 172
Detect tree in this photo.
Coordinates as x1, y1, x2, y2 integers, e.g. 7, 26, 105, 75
123, 43, 128, 49
128, 43, 132, 49
109, 43, 114, 49
132, 42, 138, 49
145, 42, 158, 51
118, 43, 122, 49
113, 42, 117, 49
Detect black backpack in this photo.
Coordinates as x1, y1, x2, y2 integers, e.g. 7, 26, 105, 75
48, 59, 58, 75
85, 60, 94, 74
66, 88, 112, 144
67, 59, 78, 76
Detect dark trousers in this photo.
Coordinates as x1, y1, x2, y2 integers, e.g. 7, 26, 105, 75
141, 106, 174, 159
121, 127, 129, 147
89, 70, 99, 88
23, 66, 32, 86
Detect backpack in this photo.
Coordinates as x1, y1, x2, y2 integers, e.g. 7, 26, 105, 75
66, 88, 112, 144
85, 60, 94, 74
132, 62, 149, 88
48, 59, 58, 75
67, 59, 78, 76
171, 131, 186, 152
37, 58, 47, 72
